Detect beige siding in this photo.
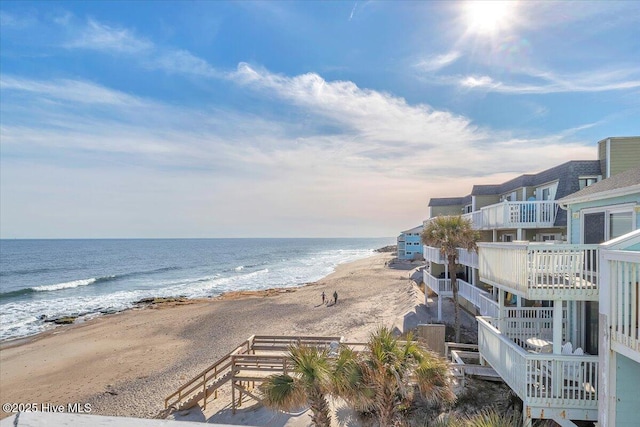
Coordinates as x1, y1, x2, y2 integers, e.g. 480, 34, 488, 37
430, 205, 463, 216
598, 138, 607, 176
474, 194, 500, 209
609, 137, 640, 177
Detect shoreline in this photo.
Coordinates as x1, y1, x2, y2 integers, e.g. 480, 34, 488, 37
0, 252, 427, 420
1, 247, 394, 346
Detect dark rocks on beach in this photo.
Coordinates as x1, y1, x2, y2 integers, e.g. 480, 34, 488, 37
44, 316, 78, 325
375, 245, 397, 253
134, 297, 189, 306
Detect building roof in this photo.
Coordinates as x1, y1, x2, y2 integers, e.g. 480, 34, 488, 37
428, 197, 466, 207
469, 160, 602, 198
558, 166, 640, 204
401, 225, 424, 234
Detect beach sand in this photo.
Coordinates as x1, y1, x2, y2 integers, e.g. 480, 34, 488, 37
0, 252, 433, 423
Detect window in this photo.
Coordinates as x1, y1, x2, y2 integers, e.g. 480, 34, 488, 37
579, 176, 599, 190
610, 211, 633, 239
536, 182, 558, 201
539, 233, 561, 242
582, 205, 636, 243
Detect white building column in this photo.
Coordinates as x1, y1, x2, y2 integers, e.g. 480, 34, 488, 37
553, 300, 563, 353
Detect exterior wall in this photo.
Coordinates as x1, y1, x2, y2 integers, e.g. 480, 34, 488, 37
430, 205, 463, 217
614, 353, 640, 426
474, 194, 500, 209
566, 193, 640, 243
599, 138, 608, 177
403, 232, 423, 260
609, 137, 640, 177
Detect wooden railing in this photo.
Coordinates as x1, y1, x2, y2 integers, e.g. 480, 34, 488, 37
457, 248, 478, 268
423, 246, 446, 264
602, 249, 640, 356
423, 271, 452, 296
164, 336, 254, 410
500, 307, 568, 345
458, 279, 490, 313
462, 211, 483, 229
164, 335, 343, 412
480, 200, 558, 229
478, 242, 599, 300
477, 317, 598, 416
478, 293, 499, 318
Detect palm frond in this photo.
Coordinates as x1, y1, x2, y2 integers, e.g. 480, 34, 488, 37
259, 374, 307, 411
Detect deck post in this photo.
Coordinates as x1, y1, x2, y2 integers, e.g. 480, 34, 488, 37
437, 295, 442, 322
553, 301, 563, 354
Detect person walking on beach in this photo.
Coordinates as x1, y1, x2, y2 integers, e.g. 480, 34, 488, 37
333, 291, 338, 305
321, 291, 326, 305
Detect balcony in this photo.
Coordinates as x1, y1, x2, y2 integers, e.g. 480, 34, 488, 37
457, 248, 478, 268
602, 246, 640, 360
423, 271, 452, 297
478, 316, 598, 422
423, 245, 446, 264
461, 211, 483, 229
478, 242, 599, 300
480, 200, 559, 229
458, 279, 494, 316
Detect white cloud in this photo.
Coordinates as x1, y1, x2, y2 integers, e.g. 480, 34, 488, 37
416, 51, 461, 72
150, 50, 222, 78
0, 76, 145, 106
0, 69, 600, 237
455, 67, 640, 94
65, 19, 153, 53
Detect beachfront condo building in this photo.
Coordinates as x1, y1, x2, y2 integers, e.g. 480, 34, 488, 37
397, 225, 424, 260
422, 136, 640, 426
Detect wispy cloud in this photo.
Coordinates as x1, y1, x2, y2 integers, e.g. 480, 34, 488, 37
0, 10, 37, 28
416, 51, 461, 72
456, 67, 640, 94
64, 19, 153, 53
349, 2, 358, 21
0, 76, 145, 106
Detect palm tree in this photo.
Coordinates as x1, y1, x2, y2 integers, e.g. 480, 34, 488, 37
422, 215, 479, 342
259, 344, 333, 427
338, 326, 456, 426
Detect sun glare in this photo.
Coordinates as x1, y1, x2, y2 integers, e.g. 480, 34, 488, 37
465, 1, 515, 35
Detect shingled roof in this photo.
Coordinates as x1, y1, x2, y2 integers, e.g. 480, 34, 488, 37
558, 166, 640, 204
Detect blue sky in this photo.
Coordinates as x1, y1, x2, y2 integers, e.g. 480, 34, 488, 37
1, 1, 639, 238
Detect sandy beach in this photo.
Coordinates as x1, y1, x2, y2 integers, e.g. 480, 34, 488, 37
0, 252, 431, 422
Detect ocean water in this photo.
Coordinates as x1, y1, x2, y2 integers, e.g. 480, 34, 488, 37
0, 238, 393, 341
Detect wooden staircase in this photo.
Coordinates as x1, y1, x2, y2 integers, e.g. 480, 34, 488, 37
163, 335, 344, 415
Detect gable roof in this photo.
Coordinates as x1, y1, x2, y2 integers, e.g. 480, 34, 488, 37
401, 225, 424, 234
558, 166, 640, 204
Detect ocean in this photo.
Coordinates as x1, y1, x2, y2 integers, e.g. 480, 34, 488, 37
0, 238, 393, 341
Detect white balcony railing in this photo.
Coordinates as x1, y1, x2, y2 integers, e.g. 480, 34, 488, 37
458, 279, 491, 313
602, 249, 640, 357
423, 245, 446, 264
480, 200, 559, 229
423, 271, 452, 296
457, 248, 478, 268
478, 317, 598, 417
500, 307, 568, 346
478, 242, 599, 300
462, 211, 483, 229
478, 293, 499, 318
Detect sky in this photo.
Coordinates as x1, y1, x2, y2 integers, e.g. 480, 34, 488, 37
1, 1, 639, 239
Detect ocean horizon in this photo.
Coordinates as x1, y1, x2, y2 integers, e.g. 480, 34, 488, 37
0, 237, 394, 341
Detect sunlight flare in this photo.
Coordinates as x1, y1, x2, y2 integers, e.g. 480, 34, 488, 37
465, 0, 516, 35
